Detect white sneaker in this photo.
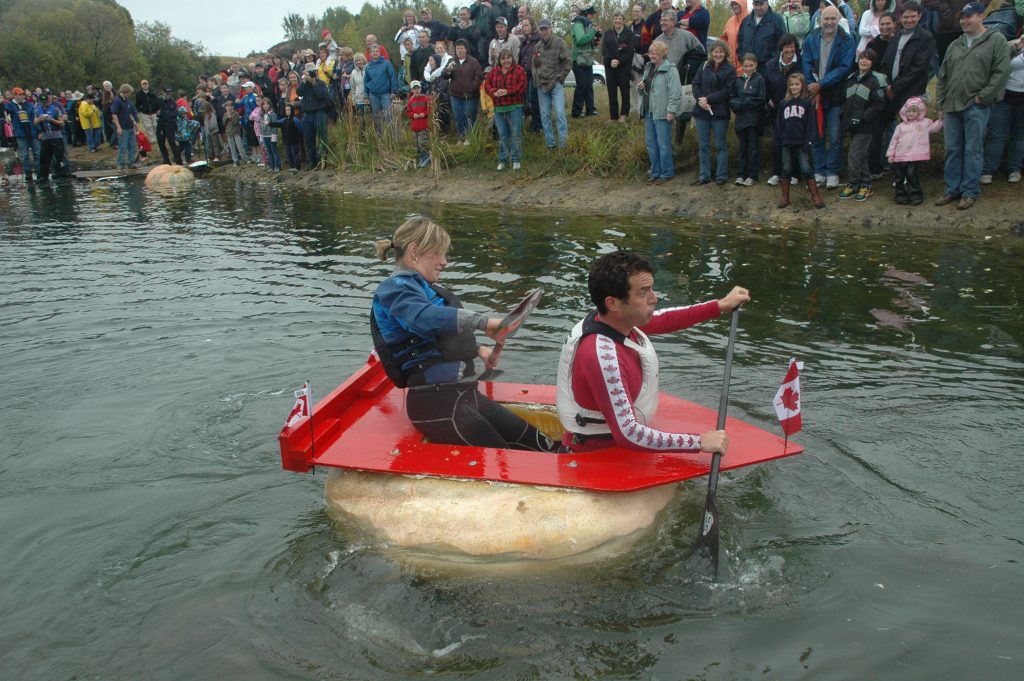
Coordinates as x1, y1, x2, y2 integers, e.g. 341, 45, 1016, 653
767, 175, 779, 186
742, 177, 754, 187
1009, 171, 1021, 183
735, 177, 745, 185
979, 174, 993, 185
497, 163, 505, 171
791, 177, 799, 185
815, 174, 826, 185
462, 139, 471, 146
826, 175, 840, 189
512, 162, 521, 170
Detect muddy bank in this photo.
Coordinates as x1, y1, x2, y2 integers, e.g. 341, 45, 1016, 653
212, 161, 1023, 237
59, 144, 1022, 237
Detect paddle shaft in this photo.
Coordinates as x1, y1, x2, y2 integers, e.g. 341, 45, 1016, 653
694, 306, 740, 576
707, 307, 740, 492
478, 340, 506, 381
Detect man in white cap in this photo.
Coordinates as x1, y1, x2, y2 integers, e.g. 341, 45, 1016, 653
489, 16, 520, 68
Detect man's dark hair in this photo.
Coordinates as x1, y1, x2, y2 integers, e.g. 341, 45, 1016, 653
589, 251, 653, 314
902, 0, 922, 13
455, 38, 469, 49
778, 33, 799, 51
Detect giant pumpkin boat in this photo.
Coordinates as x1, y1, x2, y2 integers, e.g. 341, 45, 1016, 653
279, 355, 803, 563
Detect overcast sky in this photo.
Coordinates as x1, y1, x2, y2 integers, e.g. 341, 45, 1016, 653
118, 0, 367, 57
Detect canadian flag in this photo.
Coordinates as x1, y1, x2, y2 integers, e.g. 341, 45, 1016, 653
773, 359, 803, 436
285, 381, 312, 428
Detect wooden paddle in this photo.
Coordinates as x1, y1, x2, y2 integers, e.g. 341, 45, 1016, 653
479, 287, 544, 381
693, 305, 741, 577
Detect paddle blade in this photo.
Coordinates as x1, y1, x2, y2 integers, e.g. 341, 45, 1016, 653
494, 287, 543, 343
693, 495, 720, 576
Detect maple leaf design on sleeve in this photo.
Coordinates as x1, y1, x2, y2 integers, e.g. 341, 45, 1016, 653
594, 334, 703, 452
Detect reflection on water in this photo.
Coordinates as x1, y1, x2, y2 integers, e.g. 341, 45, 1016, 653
1, 176, 1022, 680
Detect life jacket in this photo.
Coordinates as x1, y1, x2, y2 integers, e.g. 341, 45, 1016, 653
556, 311, 660, 437
371, 282, 479, 388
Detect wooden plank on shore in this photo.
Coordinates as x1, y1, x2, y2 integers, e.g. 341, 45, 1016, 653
73, 168, 149, 181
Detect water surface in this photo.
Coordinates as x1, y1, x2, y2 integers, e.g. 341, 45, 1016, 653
1, 176, 1022, 680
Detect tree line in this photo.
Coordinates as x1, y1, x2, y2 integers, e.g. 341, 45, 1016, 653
0, 0, 220, 91
1, 0, 766, 92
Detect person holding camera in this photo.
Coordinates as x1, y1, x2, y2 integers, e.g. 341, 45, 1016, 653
297, 63, 332, 167
571, 3, 601, 117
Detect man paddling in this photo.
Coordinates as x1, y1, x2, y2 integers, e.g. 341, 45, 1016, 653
556, 251, 749, 454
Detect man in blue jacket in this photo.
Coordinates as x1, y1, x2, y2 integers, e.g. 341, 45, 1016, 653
33, 91, 69, 181
802, 5, 855, 188
5, 88, 40, 181
738, 0, 787, 73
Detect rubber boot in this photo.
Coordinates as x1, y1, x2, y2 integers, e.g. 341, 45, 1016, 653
777, 179, 791, 208
807, 178, 825, 209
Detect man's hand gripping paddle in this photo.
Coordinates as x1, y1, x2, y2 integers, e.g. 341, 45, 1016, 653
479, 287, 544, 381
693, 305, 741, 578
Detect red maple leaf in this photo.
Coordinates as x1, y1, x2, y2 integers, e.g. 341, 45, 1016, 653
780, 386, 800, 411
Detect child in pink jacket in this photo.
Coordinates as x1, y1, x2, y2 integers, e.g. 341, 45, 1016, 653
886, 96, 943, 206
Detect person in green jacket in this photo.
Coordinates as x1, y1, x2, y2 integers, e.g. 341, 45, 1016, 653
570, 3, 601, 117
639, 40, 683, 184
934, 2, 1011, 210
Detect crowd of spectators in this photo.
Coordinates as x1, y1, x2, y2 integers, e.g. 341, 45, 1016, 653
2, 0, 1021, 208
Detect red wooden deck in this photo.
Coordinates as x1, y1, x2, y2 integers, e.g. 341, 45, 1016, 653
279, 358, 803, 492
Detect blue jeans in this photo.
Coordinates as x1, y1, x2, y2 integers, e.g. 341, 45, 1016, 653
982, 97, 1024, 175
116, 127, 137, 167
694, 116, 729, 181
644, 114, 674, 179
451, 96, 478, 138
368, 92, 392, 133
493, 106, 523, 163
811, 104, 843, 176
537, 82, 568, 148
16, 136, 41, 176
85, 128, 100, 151
262, 137, 281, 170
944, 103, 991, 199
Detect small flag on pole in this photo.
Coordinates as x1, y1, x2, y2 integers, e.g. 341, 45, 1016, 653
286, 381, 312, 428
773, 359, 803, 436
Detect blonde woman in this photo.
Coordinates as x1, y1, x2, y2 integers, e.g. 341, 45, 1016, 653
638, 41, 682, 185
371, 217, 562, 452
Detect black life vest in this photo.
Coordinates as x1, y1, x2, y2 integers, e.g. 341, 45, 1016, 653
371, 283, 479, 388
